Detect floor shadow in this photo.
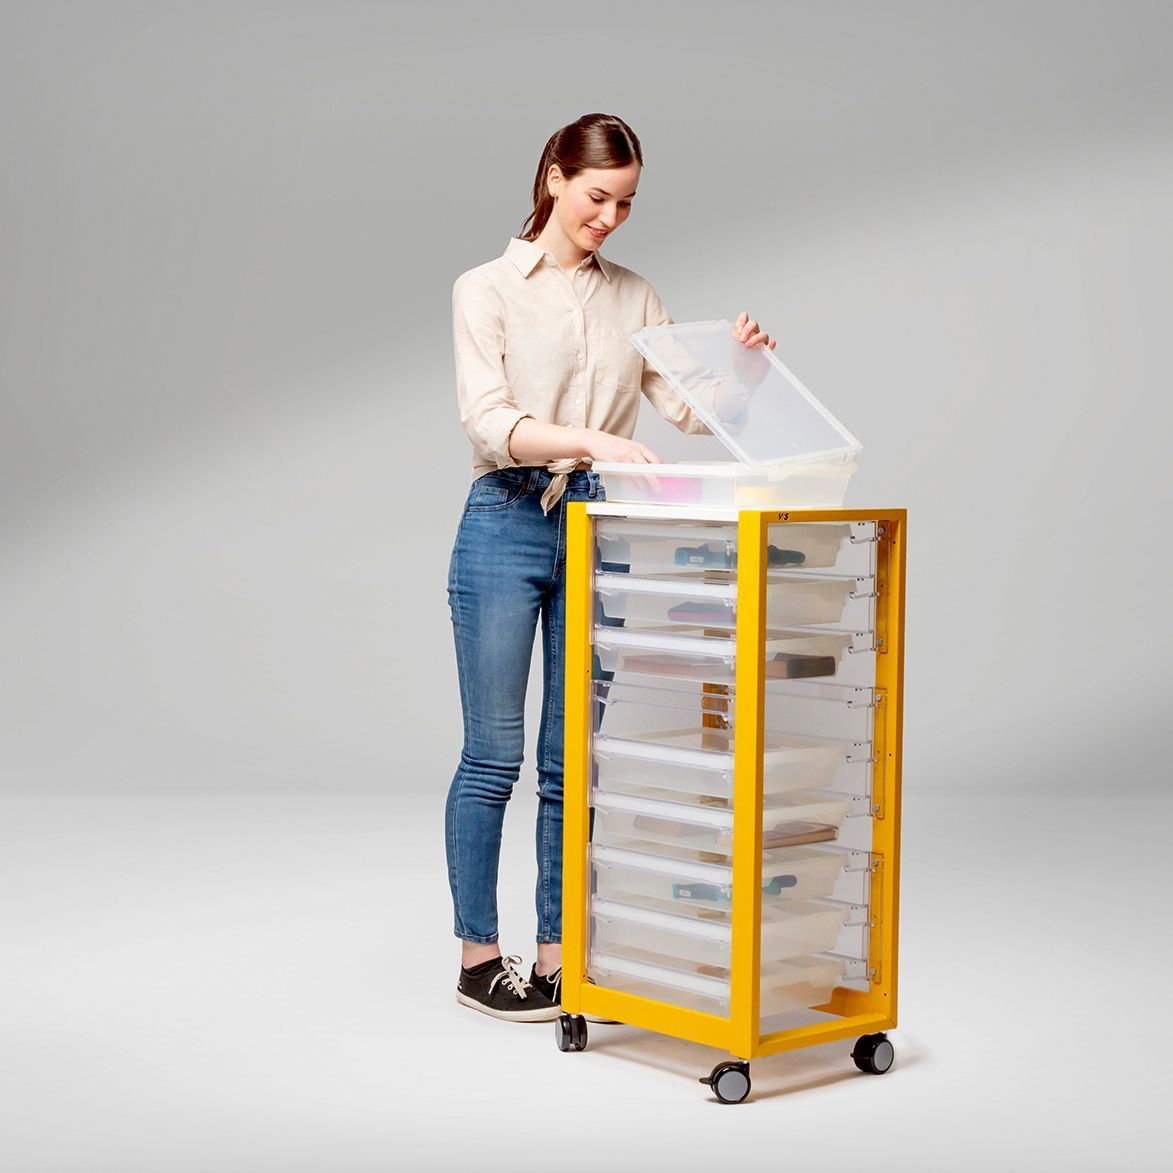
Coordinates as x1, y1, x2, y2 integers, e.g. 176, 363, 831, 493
576, 1022, 932, 1102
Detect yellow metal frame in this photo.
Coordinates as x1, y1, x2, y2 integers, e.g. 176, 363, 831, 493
562, 505, 907, 1064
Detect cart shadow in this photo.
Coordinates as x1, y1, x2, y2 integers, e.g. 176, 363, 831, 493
582, 1024, 929, 1100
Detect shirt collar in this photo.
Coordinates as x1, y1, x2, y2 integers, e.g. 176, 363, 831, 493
504, 236, 612, 282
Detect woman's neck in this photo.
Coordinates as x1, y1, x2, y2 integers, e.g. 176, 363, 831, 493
531, 226, 590, 273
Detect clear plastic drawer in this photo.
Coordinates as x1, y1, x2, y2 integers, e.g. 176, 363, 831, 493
763, 681, 879, 746
591, 897, 731, 970
590, 893, 850, 969
768, 521, 879, 581
591, 841, 863, 913
592, 679, 876, 801
592, 786, 856, 854
595, 725, 855, 800
595, 518, 853, 576
593, 460, 857, 511
589, 832, 866, 902
589, 945, 846, 1018
594, 626, 856, 685
595, 572, 863, 630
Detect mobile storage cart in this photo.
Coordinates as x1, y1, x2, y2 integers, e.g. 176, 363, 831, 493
553, 321, 906, 1104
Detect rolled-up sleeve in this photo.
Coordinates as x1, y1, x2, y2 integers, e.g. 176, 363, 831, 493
452, 272, 532, 468
639, 283, 712, 436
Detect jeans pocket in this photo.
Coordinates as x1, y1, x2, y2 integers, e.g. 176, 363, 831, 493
465, 470, 527, 512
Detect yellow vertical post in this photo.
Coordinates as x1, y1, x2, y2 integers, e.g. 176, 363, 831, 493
561, 501, 593, 1014
730, 510, 766, 1058
871, 513, 906, 1023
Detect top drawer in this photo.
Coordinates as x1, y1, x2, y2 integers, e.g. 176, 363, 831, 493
596, 518, 877, 578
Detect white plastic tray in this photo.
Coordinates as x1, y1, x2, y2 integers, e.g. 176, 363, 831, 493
591, 837, 855, 912
595, 517, 851, 573
589, 944, 845, 1017
595, 572, 858, 629
590, 892, 848, 969
594, 625, 853, 684
593, 458, 858, 510
592, 787, 852, 855
594, 725, 849, 798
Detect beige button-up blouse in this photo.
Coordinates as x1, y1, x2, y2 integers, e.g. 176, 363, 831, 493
452, 235, 710, 510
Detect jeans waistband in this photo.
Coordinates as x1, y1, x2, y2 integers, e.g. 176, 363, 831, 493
493, 466, 602, 499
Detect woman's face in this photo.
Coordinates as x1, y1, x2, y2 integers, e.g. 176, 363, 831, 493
549, 163, 640, 251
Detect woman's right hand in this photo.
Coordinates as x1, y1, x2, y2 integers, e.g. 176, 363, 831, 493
582, 429, 661, 465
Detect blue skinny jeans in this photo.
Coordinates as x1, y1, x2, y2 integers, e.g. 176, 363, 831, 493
444, 466, 616, 945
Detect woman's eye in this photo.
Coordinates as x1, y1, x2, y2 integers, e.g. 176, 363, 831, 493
590, 196, 603, 203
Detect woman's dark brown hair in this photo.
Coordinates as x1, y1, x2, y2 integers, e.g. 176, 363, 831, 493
519, 113, 643, 242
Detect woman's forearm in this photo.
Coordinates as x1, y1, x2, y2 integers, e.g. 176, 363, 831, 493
507, 418, 592, 464
507, 418, 662, 466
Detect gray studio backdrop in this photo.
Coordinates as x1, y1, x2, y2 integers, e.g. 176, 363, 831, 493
2, 0, 1171, 797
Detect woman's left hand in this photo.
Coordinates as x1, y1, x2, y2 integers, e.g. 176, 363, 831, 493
727, 309, 774, 349
727, 310, 776, 399
731, 311, 776, 351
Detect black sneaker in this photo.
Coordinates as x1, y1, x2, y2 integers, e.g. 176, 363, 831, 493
529, 964, 618, 1024
456, 954, 561, 1022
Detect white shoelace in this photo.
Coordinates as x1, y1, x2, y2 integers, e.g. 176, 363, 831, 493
540, 965, 563, 1002
488, 955, 533, 1001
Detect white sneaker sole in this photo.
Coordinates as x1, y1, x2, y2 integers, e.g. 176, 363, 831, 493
456, 991, 562, 1022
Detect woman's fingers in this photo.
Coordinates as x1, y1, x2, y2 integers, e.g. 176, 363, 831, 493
619, 443, 661, 499
737, 314, 775, 349
616, 443, 660, 465
733, 314, 767, 345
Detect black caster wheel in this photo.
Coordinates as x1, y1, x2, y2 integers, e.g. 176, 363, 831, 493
700, 1060, 751, 1104
852, 1032, 894, 1074
555, 1014, 587, 1052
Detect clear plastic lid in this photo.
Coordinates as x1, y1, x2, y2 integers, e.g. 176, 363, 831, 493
630, 319, 862, 467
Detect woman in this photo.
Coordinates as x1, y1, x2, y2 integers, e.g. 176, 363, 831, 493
446, 113, 776, 1021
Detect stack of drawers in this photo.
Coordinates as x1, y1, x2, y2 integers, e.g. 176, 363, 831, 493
586, 517, 883, 1031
